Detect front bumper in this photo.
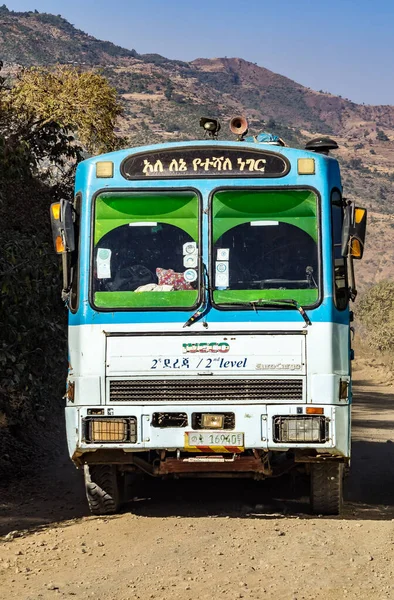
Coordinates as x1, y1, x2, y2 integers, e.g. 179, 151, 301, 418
65, 404, 350, 462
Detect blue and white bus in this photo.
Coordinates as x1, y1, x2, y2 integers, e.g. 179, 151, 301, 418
51, 117, 366, 515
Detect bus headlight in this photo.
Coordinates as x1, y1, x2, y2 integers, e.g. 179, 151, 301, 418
273, 416, 328, 443
84, 417, 137, 443
202, 414, 225, 429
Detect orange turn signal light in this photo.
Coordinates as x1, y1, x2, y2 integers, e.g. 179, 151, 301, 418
55, 235, 65, 253
350, 238, 362, 258
65, 381, 75, 402
355, 207, 366, 224
51, 202, 61, 220
306, 407, 324, 415
340, 380, 349, 399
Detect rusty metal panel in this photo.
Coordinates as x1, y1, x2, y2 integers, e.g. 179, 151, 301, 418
158, 456, 267, 475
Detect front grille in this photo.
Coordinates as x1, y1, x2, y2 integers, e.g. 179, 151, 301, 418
109, 379, 303, 403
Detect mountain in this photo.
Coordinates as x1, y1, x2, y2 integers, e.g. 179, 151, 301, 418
0, 5, 138, 64
1, 4, 394, 289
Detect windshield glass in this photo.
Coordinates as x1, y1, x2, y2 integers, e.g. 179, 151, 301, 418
92, 191, 200, 309
211, 189, 319, 306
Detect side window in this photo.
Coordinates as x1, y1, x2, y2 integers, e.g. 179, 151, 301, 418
331, 190, 348, 310
69, 193, 81, 313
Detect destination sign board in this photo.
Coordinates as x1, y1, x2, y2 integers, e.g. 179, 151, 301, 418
121, 147, 289, 180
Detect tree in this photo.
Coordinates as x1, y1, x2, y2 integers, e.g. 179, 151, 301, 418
348, 157, 363, 170
8, 66, 123, 154
0, 63, 124, 473
376, 129, 389, 142
164, 80, 174, 101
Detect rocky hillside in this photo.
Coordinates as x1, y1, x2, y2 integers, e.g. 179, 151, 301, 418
0, 5, 137, 64
1, 4, 394, 288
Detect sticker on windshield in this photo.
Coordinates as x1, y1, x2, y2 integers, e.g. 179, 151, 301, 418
215, 261, 229, 288
217, 248, 230, 261
184, 269, 197, 282
183, 242, 197, 255
96, 248, 112, 279
184, 254, 198, 268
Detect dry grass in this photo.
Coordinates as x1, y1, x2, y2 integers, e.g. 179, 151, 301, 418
353, 335, 394, 385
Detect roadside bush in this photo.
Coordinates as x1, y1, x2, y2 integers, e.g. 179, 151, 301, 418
0, 63, 123, 477
357, 281, 394, 352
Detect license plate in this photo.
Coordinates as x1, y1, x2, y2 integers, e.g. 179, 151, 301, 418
185, 431, 244, 451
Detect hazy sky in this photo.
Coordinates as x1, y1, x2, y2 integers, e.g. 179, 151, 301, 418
5, 0, 394, 105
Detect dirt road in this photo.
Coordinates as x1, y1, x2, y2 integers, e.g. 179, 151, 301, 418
1, 359, 394, 600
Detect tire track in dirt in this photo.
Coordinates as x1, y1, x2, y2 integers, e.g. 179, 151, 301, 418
1, 360, 394, 599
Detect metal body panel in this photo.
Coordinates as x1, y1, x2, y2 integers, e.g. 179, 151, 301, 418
67, 322, 349, 405
106, 332, 306, 376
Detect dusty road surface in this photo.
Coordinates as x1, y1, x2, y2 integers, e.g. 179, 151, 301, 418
1, 358, 394, 600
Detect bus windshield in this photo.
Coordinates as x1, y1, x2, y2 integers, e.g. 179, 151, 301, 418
92, 191, 200, 309
211, 189, 319, 307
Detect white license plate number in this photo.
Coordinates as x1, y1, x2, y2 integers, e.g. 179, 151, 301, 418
186, 432, 244, 447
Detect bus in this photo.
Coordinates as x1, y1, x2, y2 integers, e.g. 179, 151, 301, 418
50, 116, 366, 515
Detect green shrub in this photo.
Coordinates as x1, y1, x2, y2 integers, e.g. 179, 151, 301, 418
377, 129, 389, 142
0, 62, 122, 476
357, 281, 394, 352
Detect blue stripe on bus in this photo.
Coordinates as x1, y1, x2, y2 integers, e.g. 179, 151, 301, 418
69, 304, 349, 327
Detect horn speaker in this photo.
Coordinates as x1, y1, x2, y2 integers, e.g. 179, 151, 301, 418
230, 116, 248, 138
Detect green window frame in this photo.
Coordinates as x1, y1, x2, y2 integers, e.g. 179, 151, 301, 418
210, 188, 321, 308
91, 190, 201, 311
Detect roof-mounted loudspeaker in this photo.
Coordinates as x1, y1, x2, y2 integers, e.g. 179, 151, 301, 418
305, 137, 339, 154
230, 116, 248, 140
200, 117, 221, 138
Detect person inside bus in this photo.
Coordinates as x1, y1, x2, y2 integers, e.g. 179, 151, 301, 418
94, 222, 196, 292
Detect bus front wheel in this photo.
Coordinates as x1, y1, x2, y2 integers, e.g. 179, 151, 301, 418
310, 462, 344, 515
84, 464, 123, 515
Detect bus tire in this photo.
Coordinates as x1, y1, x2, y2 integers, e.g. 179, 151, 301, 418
84, 464, 123, 515
310, 462, 343, 515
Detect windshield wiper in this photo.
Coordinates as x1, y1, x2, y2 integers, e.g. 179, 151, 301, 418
183, 263, 210, 328
229, 298, 312, 327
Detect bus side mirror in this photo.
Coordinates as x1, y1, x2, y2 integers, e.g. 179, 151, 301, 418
341, 203, 367, 260
50, 200, 75, 254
